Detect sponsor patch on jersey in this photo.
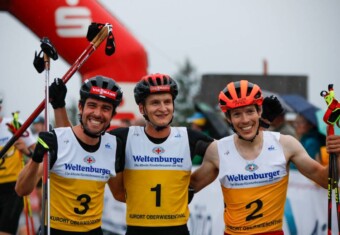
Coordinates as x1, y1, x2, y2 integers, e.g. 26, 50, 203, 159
105, 143, 112, 149
268, 145, 275, 151
84, 155, 96, 165
152, 146, 165, 155
245, 163, 258, 172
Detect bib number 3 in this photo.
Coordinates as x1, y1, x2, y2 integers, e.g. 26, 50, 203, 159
74, 194, 91, 214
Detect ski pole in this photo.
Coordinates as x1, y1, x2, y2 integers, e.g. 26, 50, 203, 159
320, 84, 340, 235
328, 151, 333, 235
36, 37, 56, 235
0, 22, 113, 159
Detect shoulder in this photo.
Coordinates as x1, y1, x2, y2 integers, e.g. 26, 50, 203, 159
278, 133, 304, 159
218, 134, 234, 142
108, 127, 129, 142
279, 133, 298, 144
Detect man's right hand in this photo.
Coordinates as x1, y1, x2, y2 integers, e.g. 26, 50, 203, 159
49, 78, 67, 109
32, 131, 56, 163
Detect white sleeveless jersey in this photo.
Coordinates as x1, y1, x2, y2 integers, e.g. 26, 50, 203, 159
217, 131, 288, 234
124, 126, 192, 227
50, 127, 117, 231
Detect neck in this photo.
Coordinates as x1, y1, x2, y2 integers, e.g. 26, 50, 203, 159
234, 131, 263, 160
144, 123, 171, 139
236, 130, 263, 144
72, 125, 100, 145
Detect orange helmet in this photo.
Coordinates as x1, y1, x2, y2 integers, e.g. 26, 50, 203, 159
219, 80, 263, 113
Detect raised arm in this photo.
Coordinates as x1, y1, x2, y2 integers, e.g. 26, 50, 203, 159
49, 78, 72, 127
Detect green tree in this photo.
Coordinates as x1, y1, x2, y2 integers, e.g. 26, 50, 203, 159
173, 58, 201, 126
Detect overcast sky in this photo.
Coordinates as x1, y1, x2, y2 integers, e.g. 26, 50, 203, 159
1, 0, 340, 120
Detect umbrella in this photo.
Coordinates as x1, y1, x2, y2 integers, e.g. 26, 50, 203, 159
281, 94, 320, 126
315, 109, 340, 135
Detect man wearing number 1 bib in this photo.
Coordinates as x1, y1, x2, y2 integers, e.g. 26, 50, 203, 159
110, 73, 215, 235
190, 80, 331, 235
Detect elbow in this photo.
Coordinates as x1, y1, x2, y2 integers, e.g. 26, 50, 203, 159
15, 183, 30, 197
114, 194, 126, 203
113, 191, 126, 203
189, 176, 201, 194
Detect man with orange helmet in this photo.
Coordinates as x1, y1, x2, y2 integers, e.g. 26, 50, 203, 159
191, 80, 332, 235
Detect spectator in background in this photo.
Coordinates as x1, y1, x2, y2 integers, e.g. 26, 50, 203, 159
30, 116, 45, 139
119, 118, 131, 128
0, 97, 36, 235
131, 116, 146, 127
186, 112, 210, 165
268, 112, 296, 137
292, 114, 326, 167
284, 113, 328, 234
187, 112, 208, 132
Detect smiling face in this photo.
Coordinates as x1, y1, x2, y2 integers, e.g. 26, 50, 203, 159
139, 93, 174, 128
227, 105, 261, 141
79, 97, 114, 136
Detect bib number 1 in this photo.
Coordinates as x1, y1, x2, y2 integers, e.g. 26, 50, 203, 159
151, 184, 161, 207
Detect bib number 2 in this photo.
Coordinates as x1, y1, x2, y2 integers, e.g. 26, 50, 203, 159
245, 199, 263, 221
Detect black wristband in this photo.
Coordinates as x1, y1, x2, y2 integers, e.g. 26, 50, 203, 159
51, 100, 66, 109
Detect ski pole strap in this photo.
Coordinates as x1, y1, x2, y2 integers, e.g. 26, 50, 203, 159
37, 137, 49, 149
321, 84, 340, 128
6, 111, 29, 137
324, 104, 340, 126
12, 111, 21, 129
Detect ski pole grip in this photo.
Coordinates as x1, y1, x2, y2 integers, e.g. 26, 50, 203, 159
92, 24, 111, 48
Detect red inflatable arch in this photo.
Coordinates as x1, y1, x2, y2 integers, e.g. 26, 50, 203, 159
0, 0, 148, 125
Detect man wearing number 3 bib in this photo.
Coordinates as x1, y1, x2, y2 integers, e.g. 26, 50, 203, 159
15, 76, 124, 235
191, 80, 331, 235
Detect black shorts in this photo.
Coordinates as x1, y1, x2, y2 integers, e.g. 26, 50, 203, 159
39, 226, 103, 235
0, 182, 24, 234
126, 224, 190, 235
